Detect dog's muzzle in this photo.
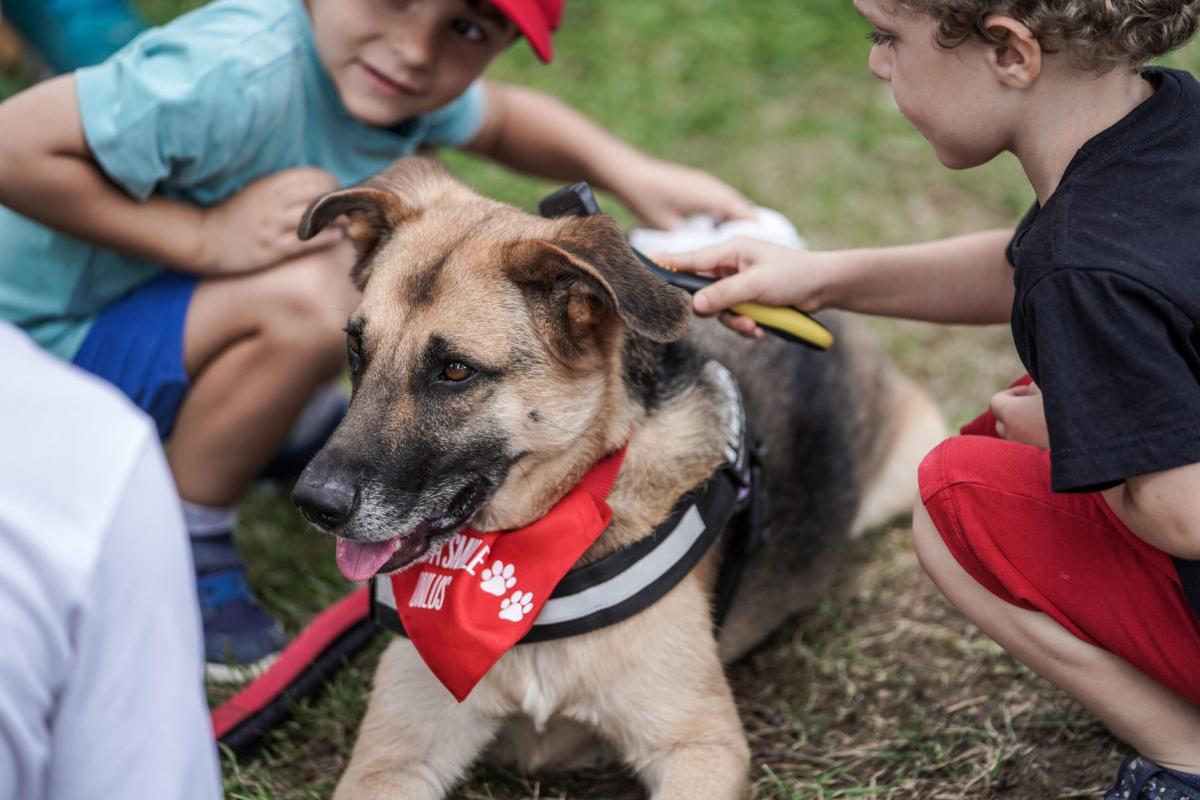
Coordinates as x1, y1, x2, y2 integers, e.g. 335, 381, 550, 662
293, 471, 358, 531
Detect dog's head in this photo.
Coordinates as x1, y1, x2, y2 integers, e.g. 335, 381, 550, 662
291, 158, 691, 581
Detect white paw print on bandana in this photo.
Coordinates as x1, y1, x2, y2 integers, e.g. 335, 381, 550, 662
479, 561, 517, 597
499, 590, 535, 622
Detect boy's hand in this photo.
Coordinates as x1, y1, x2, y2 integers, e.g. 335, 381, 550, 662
197, 167, 343, 275
989, 382, 1050, 449
656, 237, 835, 338
620, 158, 755, 229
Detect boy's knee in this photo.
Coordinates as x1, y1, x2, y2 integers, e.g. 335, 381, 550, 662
911, 449, 1022, 610
265, 244, 358, 347
916, 436, 970, 505
911, 495, 949, 580
913, 439, 994, 591
913, 440, 985, 590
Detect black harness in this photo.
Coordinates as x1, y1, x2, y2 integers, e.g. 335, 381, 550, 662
371, 362, 768, 640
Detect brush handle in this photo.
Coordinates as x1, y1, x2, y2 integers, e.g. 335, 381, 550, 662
729, 302, 834, 350
635, 252, 834, 351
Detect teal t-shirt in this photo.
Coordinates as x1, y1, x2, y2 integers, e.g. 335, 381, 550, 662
0, 0, 485, 360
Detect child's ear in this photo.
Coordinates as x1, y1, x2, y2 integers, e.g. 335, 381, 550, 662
982, 15, 1041, 89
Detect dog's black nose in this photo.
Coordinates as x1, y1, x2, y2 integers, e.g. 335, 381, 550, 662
292, 474, 358, 530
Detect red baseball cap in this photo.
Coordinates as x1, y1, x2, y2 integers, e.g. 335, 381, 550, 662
490, 0, 563, 63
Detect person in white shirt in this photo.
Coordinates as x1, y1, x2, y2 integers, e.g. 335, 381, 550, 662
0, 321, 220, 800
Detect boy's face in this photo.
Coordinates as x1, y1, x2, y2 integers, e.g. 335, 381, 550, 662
307, 0, 516, 128
855, 0, 1016, 169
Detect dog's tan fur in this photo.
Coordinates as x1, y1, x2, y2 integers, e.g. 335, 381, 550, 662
292, 158, 946, 799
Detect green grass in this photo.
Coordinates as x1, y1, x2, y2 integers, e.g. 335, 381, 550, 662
4, 2, 1200, 797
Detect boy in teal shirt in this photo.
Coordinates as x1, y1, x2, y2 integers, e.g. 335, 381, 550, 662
0, 0, 752, 681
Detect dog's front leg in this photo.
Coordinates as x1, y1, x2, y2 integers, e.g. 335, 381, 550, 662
627, 685, 751, 800
335, 640, 500, 800
588, 593, 751, 799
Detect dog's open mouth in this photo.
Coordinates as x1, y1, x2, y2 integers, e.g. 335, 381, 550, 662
334, 482, 487, 582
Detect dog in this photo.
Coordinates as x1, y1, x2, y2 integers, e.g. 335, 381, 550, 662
291, 157, 947, 799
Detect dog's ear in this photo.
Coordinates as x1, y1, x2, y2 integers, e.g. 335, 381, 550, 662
298, 158, 463, 290
505, 214, 692, 355
298, 187, 415, 290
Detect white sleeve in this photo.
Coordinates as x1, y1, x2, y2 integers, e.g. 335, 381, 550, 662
45, 432, 222, 800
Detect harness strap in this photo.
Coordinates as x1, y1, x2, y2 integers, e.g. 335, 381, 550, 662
528, 480, 732, 641
712, 430, 768, 630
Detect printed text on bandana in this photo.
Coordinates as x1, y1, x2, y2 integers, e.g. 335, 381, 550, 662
406, 533, 491, 611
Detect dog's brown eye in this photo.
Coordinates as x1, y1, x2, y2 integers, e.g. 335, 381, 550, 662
441, 362, 474, 382
345, 330, 365, 376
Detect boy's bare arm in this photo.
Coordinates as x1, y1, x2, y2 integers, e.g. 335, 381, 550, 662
0, 76, 341, 275
828, 231, 1016, 323
464, 81, 753, 228
659, 229, 1015, 334
1102, 465, 1200, 561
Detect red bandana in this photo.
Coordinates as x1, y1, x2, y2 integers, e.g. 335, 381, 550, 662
388, 447, 627, 701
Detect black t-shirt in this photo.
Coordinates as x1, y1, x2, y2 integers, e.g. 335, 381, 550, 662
1007, 67, 1200, 616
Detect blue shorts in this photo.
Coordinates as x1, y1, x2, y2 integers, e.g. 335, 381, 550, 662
72, 272, 197, 438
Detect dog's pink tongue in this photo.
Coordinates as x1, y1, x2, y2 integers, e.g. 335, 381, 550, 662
336, 537, 397, 582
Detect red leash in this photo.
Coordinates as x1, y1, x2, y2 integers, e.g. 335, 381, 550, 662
211, 586, 376, 754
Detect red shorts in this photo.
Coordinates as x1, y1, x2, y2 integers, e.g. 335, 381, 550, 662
918, 378, 1200, 707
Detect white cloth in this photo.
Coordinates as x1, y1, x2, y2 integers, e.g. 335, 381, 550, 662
0, 323, 221, 800
628, 206, 807, 255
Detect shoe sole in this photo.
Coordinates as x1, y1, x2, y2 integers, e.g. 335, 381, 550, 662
205, 652, 280, 685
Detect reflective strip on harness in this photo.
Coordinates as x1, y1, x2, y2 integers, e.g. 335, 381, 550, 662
536, 505, 705, 625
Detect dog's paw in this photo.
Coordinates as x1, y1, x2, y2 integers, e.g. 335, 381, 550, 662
498, 590, 535, 622
480, 560, 517, 597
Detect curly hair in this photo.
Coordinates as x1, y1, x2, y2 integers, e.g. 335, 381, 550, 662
892, 0, 1199, 71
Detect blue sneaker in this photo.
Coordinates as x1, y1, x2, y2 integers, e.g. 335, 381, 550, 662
192, 533, 287, 684
1107, 756, 1200, 800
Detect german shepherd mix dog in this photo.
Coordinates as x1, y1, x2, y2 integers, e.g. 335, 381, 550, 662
292, 158, 946, 800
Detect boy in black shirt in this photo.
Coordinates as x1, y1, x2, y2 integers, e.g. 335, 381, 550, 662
660, 1, 1200, 796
